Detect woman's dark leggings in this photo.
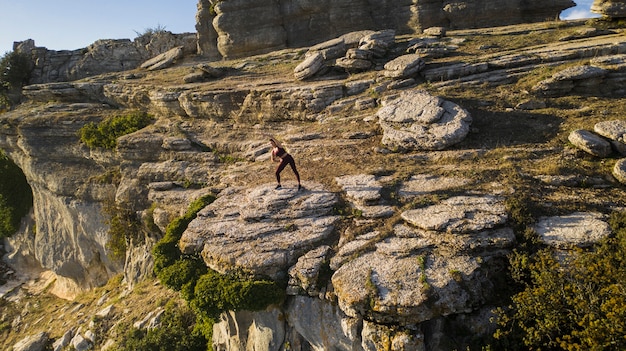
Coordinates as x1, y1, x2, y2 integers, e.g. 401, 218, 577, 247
276, 154, 300, 184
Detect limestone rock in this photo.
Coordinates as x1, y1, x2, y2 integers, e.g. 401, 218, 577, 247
532, 65, 609, 96
287, 245, 332, 296
384, 54, 425, 79
568, 129, 612, 157
423, 27, 447, 37
12, 332, 49, 351
70, 333, 92, 351
335, 174, 394, 218
52, 330, 73, 351
212, 0, 287, 59
377, 90, 472, 151
332, 224, 515, 325
358, 29, 396, 58
307, 38, 347, 60
591, 0, 626, 17
401, 195, 508, 233
613, 158, 626, 184
140, 46, 184, 71
534, 212, 612, 248
179, 183, 339, 279
594, 119, 626, 143
594, 120, 626, 155
336, 49, 374, 72
212, 309, 285, 351
294, 52, 326, 81
398, 174, 472, 200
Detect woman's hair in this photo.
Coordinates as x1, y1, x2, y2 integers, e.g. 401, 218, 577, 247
269, 137, 282, 148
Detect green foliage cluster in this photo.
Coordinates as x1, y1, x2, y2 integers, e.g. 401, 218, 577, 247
152, 193, 286, 345
0, 51, 31, 109
494, 211, 626, 350
116, 300, 207, 351
104, 200, 143, 262
0, 150, 32, 238
78, 110, 153, 149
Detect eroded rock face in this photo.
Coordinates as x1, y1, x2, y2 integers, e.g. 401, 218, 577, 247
201, 0, 574, 59
591, 0, 626, 17
332, 194, 513, 326
15, 32, 196, 84
179, 183, 339, 280
377, 90, 473, 151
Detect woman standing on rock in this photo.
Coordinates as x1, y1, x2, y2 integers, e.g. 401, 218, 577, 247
270, 138, 301, 190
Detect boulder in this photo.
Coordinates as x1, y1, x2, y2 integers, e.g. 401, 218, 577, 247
594, 119, 626, 155
12, 332, 49, 351
179, 183, 339, 280
613, 158, 626, 184
594, 119, 626, 143
307, 38, 347, 60
70, 334, 92, 351
423, 27, 447, 37
294, 52, 326, 80
568, 129, 612, 157
383, 54, 426, 79
358, 29, 396, 58
401, 195, 508, 234
534, 212, 612, 248
140, 46, 184, 71
377, 90, 472, 151
52, 330, 73, 351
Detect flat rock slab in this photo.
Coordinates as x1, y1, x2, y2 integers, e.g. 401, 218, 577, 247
568, 129, 612, 157
401, 195, 508, 234
331, 223, 515, 325
534, 212, 611, 248
179, 183, 339, 280
377, 90, 472, 151
398, 174, 472, 200
335, 174, 394, 218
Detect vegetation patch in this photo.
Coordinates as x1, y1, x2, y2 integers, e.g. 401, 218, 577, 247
152, 193, 285, 345
78, 110, 153, 149
493, 211, 626, 350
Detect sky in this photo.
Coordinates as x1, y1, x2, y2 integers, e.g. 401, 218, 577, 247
0, 0, 598, 55
0, 0, 198, 54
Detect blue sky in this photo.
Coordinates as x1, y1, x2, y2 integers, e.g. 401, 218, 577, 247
0, 0, 197, 54
1, 0, 597, 55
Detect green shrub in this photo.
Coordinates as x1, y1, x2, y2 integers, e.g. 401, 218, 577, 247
153, 194, 216, 275
151, 192, 284, 346
0, 51, 31, 109
0, 150, 32, 238
494, 211, 626, 350
78, 110, 153, 149
190, 269, 285, 320
116, 300, 207, 351
104, 200, 143, 261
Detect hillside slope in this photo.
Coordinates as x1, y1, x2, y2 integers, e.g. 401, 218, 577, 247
2, 19, 626, 351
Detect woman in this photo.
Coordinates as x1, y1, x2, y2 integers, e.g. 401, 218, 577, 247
269, 138, 301, 190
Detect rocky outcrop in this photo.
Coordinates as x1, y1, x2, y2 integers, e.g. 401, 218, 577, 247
591, 0, 626, 17
14, 31, 196, 84
199, 0, 574, 59
376, 90, 472, 151
180, 183, 338, 280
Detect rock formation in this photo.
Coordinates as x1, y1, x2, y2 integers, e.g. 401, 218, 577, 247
4, 17, 626, 351
591, 0, 626, 17
13, 32, 196, 84
198, 0, 575, 59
